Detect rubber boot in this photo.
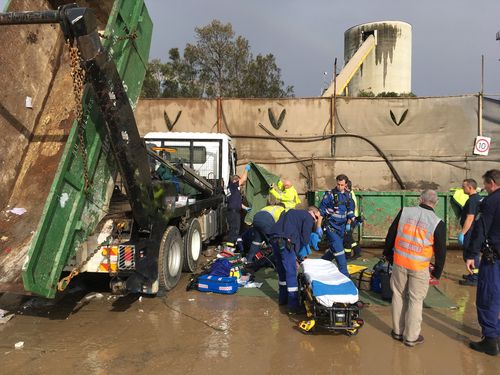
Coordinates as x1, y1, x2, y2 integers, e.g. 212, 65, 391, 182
469, 337, 500, 356
287, 292, 304, 314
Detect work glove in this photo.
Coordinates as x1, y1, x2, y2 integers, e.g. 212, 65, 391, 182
298, 244, 312, 258
315, 227, 323, 238
457, 233, 465, 246
345, 223, 351, 232
309, 232, 321, 251
245, 164, 251, 171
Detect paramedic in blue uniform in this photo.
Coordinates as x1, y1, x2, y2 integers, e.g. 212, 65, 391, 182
270, 206, 321, 313
465, 169, 500, 356
225, 166, 249, 249
320, 174, 355, 277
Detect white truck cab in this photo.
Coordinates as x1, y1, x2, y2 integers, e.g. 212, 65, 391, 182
143, 132, 237, 192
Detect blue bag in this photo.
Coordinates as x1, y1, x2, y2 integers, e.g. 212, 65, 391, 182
197, 274, 239, 294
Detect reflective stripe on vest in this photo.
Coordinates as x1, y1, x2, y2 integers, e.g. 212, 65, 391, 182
393, 206, 440, 271
261, 205, 285, 222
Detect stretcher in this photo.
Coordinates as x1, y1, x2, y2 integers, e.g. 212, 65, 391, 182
297, 259, 364, 335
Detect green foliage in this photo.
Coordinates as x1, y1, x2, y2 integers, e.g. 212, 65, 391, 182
356, 91, 417, 98
357, 90, 375, 97
141, 20, 294, 98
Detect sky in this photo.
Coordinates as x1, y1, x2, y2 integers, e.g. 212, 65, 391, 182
2, 0, 500, 97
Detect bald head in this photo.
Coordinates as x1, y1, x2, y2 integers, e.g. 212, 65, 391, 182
283, 179, 293, 189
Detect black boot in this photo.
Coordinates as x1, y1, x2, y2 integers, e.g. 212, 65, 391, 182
469, 337, 499, 356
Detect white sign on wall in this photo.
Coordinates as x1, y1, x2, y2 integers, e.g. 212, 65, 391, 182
473, 136, 491, 156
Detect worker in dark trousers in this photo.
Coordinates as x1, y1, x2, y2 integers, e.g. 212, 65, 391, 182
465, 169, 500, 356
246, 204, 285, 263
270, 206, 321, 314
320, 174, 355, 276
225, 166, 249, 250
459, 178, 482, 286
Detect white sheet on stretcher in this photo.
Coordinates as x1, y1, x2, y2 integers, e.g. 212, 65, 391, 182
300, 259, 359, 306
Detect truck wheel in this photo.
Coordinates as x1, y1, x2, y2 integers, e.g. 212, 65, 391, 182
158, 226, 184, 291
183, 218, 202, 272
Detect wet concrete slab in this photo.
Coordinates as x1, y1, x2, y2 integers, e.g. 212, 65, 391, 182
0, 249, 498, 374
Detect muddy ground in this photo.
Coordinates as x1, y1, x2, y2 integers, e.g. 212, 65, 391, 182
0, 249, 498, 375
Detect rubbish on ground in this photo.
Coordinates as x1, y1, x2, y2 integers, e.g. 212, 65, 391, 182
188, 298, 195, 302
84, 292, 104, 301
22, 297, 56, 310
0, 309, 14, 324
139, 296, 143, 302
138, 309, 144, 313
243, 282, 263, 288
7, 207, 27, 215
25, 96, 32, 108
0, 236, 8, 242
14, 341, 24, 349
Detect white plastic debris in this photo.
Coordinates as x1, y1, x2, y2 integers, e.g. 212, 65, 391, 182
84, 292, 104, 301
188, 298, 195, 302
138, 296, 143, 302
0, 236, 8, 242
138, 309, 144, 313
7, 207, 26, 216
243, 282, 263, 289
25, 96, 32, 108
14, 341, 24, 350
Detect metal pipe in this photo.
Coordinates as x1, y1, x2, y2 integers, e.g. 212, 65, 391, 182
258, 123, 312, 189
0, 10, 60, 25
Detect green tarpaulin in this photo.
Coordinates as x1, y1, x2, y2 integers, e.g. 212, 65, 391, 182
243, 162, 280, 224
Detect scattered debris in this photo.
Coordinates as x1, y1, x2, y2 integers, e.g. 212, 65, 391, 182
0, 236, 8, 242
138, 296, 143, 303
138, 309, 144, 313
14, 341, 24, 350
84, 292, 104, 301
188, 298, 195, 302
0, 309, 14, 324
22, 297, 55, 310
7, 207, 27, 216
243, 282, 263, 288
25, 96, 32, 108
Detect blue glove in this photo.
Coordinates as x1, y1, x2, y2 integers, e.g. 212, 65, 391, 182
244, 206, 252, 212
315, 227, 323, 238
345, 223, 351, 232
298, 244, 312, 258
245, 164, 251, 171
309, 232, 321, 250
458, 233, 465, 246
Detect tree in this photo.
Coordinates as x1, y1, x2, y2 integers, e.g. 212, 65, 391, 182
141, 20, 294, 98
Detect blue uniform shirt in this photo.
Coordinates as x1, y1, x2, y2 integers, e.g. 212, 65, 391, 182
319, 188, 355, 229
460, 193, 481, 229
466, 188, 500, 259
270, 209, 314, 251
227, 181, 241, 210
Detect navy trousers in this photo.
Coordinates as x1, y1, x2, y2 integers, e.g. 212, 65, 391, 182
247, 212, 274, 262
226, 209, 240, 245
271, 238, 299, 310
322, 227, 349, 276
476, 258, 500, 338
463, 231, 479, 281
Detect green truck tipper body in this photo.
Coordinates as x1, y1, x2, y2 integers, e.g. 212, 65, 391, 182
0, 0, 152, 297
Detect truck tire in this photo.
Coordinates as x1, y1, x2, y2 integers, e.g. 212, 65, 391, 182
158, 226, 184, 291
183, 218, 202, 272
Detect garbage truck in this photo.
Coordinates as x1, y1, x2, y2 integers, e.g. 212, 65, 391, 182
0, 1, 236, 298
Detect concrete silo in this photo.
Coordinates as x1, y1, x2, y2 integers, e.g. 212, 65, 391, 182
344, 21, 412, 96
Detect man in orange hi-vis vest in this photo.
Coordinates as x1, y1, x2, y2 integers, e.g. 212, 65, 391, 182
384, 189, 447, 347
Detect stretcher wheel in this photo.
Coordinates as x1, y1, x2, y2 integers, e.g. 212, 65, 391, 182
298, 319, 316, 334
345, 328, 359, 336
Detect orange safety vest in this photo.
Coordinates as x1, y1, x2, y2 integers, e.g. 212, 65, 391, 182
393, 206, 441, 271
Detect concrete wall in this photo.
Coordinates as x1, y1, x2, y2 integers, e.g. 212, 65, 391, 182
136, 95, 500, 196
